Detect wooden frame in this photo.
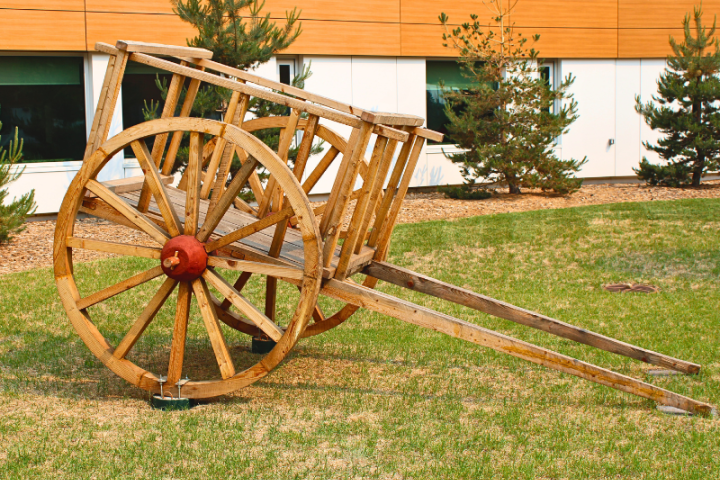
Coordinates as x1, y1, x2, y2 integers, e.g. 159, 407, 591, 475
51, 40, 715, 415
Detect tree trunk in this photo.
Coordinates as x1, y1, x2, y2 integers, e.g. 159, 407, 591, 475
692, 156, 704, 187
508, 183, 521, 194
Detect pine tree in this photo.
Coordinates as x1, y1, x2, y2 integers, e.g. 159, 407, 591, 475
0, 106, 37, 243
439, 0, 586, 195
635, 5, 720, 187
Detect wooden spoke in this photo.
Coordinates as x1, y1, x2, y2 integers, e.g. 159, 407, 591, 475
191, 278, 236, 379
67, 236, 162, 260
85, 179, 170, 244
196, 157, 259, 243
232, 197, 258, 216
207, 256, 303, 281
203, 269, 284, 342
235, 145, 265, 203
131, 140, 182, 237
302, 146, 340, 194
204, 205, 294, 253
114, 277, 178, 359
76, 265, 165, 311
167, 282, 192, 384
185, 132, 203, 236
220, 271, 253, 310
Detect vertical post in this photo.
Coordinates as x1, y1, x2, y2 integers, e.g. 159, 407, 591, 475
83, 50, 129, 161
334, 135, 389, 280
367, 130, 418, 248
321, 121, 374, 268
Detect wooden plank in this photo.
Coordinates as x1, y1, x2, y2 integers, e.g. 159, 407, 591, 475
204, 206, 294, 253
131, 140, 182, 237
302, 146, 340, 194
76, 265, 164, 311
191, 278, 236, 379
114, 277, 177, 359
364, 261, 702, 374
412, 127, 444, 143
85, 179, 170, 244
360, 111, 424, 127
320, 279, 716, 416
87, 13, 198, 51
116, 39, 213, 59
184, 132, 202, 236
203, 269, 284, 342
67, 236, 162, 260
207, 256, 304, 281
167, 281, 191, 385
102, 174, 173, 194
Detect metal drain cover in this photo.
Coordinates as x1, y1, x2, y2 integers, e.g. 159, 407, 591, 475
603, 283, 659, 294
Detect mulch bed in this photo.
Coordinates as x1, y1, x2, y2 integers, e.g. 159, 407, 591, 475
2, 180, 720, 276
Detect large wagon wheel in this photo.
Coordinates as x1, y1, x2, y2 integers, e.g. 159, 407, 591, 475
54, 118, 322, 399
216, 116, 386, 338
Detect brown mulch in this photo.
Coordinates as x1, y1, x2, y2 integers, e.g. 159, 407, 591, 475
2, 180, 720, 276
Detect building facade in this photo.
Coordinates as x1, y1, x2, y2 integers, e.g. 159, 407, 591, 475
0, 1, 716, 213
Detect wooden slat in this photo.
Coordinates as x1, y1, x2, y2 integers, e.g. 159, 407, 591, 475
203, 269, 284, 342
320, 279, 716, 416
114, 277, 177, 359
360, 110, 424, 127
235, 145, 265, 204
191, 278, 236, 379
116, 39, 213, 59
131, 140, 182, 237
302, 146, 340, 194
101, 174, 173, 194
207, 256, 304, 281
67, 236, 162, 260
364, 261, 702, 374
76, 265, 164, 311
167, 281, 191, 385
85, 179, 170, 244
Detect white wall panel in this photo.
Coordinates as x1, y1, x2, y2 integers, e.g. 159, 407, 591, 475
615, 60, 642, 176
561, 59, 617, 178
639, 59, 666, 165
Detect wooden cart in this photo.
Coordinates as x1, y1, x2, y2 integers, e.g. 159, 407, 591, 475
54, 41, 715, 415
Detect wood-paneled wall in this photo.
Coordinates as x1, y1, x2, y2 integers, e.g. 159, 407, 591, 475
1, 0, 719, 58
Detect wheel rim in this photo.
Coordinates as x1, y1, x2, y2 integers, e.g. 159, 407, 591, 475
54, 118, 322, 399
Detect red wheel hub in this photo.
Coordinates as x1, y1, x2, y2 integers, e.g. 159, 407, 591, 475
160, 235, 208, 281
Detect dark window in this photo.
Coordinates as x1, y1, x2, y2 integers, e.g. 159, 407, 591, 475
121, 63, 173, 157
426, 61, 474, 144
0, 56, 87, 163
279, 64, 291, 85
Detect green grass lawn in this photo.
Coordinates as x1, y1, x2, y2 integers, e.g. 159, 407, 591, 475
1, 199, 719, 479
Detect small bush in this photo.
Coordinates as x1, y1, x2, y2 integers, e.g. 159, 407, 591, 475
438, 185, 493, 200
